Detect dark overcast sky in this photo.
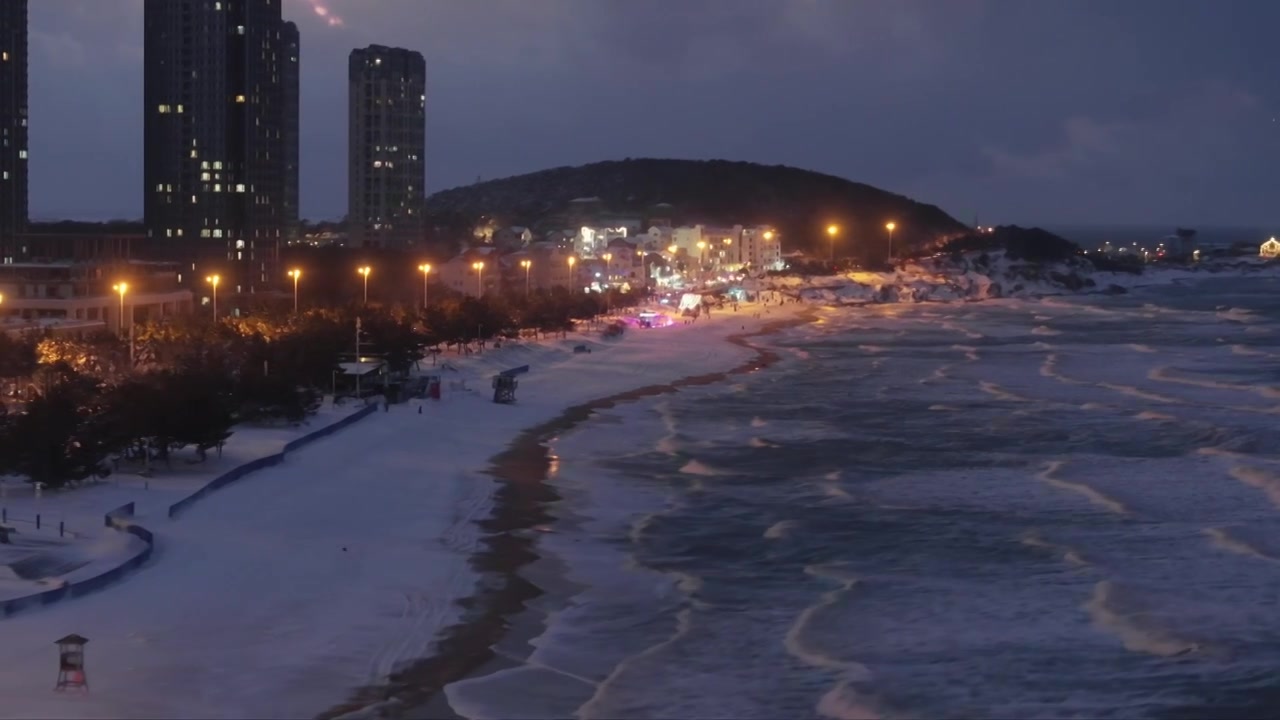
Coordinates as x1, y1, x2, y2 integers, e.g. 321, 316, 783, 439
26, 0, 1280, 226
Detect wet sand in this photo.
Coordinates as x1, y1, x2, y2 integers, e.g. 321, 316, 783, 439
317, 310, 817, 720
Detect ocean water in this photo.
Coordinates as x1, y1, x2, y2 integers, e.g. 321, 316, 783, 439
445, 276, 1280, 720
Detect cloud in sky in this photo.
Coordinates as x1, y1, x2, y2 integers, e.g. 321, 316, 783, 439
22, 0, 1280, 227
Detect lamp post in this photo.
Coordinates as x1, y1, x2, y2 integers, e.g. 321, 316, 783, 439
567, 256, 577, 292
885, 221, 897, 262
113, 282, 133, 367
520, 259, 532, 296
696, 240, 707, 283
287, 269, 301, 314
471, 260, 485, 296
602, 252, 612, 287
357, 266, 371, 305
636, 249, 647, 292
417, 263, 432, 309
112, 282, 128, 336
826, 224, 838, 263
205, 274, 220, 320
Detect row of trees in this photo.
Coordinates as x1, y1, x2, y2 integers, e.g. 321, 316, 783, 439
0, 287, 634, 487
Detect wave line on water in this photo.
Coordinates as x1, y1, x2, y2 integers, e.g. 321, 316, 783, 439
1227, 465, 1280, 509
783, 564, 883, 720
1020, 531, 1091, 567
1085, 581, 1204, 658
1148, 366, 1280, 400
1202, 527, 1280, 564
1037, 461, 1129, 516
574, 608, 696, 720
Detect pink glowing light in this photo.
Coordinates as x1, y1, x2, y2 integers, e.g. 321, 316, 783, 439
295, 0, 345, 27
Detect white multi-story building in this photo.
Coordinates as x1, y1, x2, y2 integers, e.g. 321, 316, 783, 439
576, 226, 630, 257
740, 226, 783, 271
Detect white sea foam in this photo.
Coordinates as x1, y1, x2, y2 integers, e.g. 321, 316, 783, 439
679, 459, 723, 477
749, 437, 779, 448
1134, 411, 1176, 421
979, 381, 1030, 402
1148, 366, 1280, 400
1085, 581, 1203, 657
1227, 465, 1280, 509
1128, 343, 1157, 353
951, 344, 980, 361
1202, 527, 1280, 564
1031, 325, 1061, 336
783, 564, 877, 720
1097, 382, 1181, 404
764, 520, 797, 539
1020, 531, 1090, 567
1037, 461, 1128, 515
751, 416, 768, 428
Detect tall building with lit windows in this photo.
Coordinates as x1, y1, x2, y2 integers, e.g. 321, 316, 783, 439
281, 21, 299, 244
348, 45, 425, 249
143, 0, 297, 309
0, 0, 28, 251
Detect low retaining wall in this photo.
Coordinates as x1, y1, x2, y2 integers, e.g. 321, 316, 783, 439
0, 403, 379, 619
168, 403, 378, 519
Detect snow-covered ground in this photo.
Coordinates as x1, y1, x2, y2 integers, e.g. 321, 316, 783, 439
0, 301, 797, 720
750, 253, 1280, 305
0, 402, 369, 604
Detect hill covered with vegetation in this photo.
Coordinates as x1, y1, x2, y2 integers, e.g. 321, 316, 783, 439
424, 158, 968, 260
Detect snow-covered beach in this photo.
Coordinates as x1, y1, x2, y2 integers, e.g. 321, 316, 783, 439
0, 300, 804, 720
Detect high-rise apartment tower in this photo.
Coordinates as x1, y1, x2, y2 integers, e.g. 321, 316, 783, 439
144, 0, 298, 309
348, 45, 425, 249
0, 0, 27, 252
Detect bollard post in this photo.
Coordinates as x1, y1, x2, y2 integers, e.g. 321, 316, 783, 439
36, 514, 41, 530
59, 521, 64, 537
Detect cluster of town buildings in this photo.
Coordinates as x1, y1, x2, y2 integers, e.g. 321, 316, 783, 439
431, 197, 785, 297
0, 1, 784, 336
0, 0, 430, 334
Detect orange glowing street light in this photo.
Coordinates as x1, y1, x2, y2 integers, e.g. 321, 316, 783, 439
885, 221, 897, 261
667, 244, 678, 254
826, 224, 839, 262
287, 269, 301, 313
567, 256, 578, 291
520, 259, 532, 296
417, 263, 432, 309
111, 282, 128, 335
205, 274, 220, 319
471, 260, 485, 296
357, 266, 371, 304
763, 230, 775, 241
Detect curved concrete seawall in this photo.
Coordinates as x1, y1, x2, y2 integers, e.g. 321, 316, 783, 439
1, 403, 380, 620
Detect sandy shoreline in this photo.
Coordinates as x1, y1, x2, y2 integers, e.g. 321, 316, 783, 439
316, 309, 817, 719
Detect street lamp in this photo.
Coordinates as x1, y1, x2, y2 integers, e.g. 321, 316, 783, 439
520, 259, 532, 296
567, 256, 577, 292
472, 260, 485, 296
205, 274, 220, 320
826, 224, 839, 262
885, 221, 897, 261
602, 252, 612, 286
636, 249, 647, 291
357, 266, 371, 305
287, 269, 301, 314
417, 263, 432, 309
112, 282, 128, 336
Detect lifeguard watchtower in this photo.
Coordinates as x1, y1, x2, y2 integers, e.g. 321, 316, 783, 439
54, 634, 89, 691
492, 365, 529, 404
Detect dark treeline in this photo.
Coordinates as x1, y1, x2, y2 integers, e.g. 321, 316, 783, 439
0, 285, 636, 488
